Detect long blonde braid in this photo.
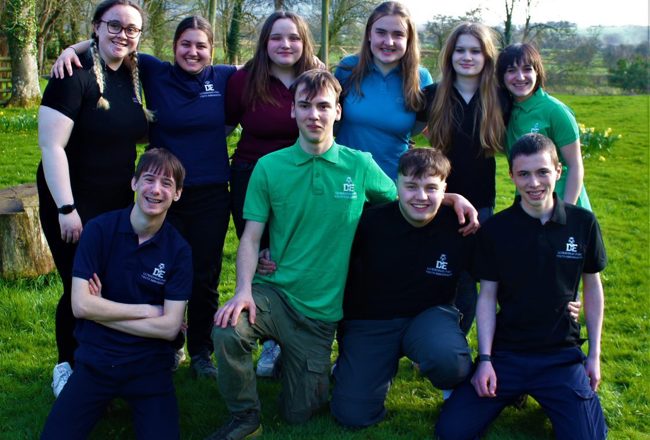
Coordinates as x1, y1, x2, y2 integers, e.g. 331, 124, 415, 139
90, 40, 110, 110
129, 52, 155, 122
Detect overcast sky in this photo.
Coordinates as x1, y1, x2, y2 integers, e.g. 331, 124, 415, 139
400, 0, 650, 28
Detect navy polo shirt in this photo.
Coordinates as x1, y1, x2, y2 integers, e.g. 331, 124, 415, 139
72, 207, 192, 368
344, 203, 475, 320
475, 195, 606, 352
139, 54, 237, 186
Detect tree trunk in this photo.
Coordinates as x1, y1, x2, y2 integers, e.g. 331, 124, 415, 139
319, 0, 330, 67
503, 0, 517, 46
226, 0, 242, 64
0, 184, 55, 279
3, 0, 41, 107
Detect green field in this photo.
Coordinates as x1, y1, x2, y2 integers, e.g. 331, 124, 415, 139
0, 95, 648, 439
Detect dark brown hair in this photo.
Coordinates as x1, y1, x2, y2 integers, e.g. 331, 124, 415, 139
398, 147, 451, 180
135, 148, 186, 190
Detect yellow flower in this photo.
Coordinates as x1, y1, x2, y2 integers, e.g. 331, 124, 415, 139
598, 156, 606, 161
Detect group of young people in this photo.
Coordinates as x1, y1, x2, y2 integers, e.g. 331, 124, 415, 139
36, 0, 605, 439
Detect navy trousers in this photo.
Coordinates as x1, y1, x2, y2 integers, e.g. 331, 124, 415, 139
41, 361, 179, 439
331, 305, 472, 428
435, 347, 607, 440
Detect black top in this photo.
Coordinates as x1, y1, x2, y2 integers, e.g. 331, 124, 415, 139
475, 195, 607, 352
343, 202, 475, 320
40, 53, 148, 194
417, 84, 510, 209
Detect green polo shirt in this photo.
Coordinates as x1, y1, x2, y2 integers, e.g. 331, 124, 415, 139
506, 88, 591, 211
244, 141, 396, 322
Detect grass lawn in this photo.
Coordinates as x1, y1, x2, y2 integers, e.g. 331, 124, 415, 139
0, 95, 648, 439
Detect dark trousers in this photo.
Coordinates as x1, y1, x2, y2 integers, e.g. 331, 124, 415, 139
435, 347, 607, 440
41, 361, 179, 439
331, 305, 472, 428
229, 162, 270, 248
166, 183, 230, 358
36, 164, 133, 365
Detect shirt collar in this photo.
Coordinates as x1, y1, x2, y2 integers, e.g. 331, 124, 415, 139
291, 140, 340, 165
514, 87, 546, 112
369, 62, 402, 77
512, 193, 567, 225
116, 205, 168, 247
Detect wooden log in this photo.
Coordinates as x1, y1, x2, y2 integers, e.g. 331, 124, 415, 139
0, 183, 54, 279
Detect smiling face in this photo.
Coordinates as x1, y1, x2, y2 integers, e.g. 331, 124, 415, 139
452, 33, 485, 80
397, 173, 446, 227
291, 83, 341, 153
267, 18, 303, 70
131, 170, 181, 218
94, 4, 142, 69
368, 14, 408, 74
510, 150, 561, 217
174, 28, 212, 75
503, 61, 538, 101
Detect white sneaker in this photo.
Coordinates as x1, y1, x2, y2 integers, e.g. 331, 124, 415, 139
172, 348, 186, 371
52, 362, 72, 398
256, 340, 281, 377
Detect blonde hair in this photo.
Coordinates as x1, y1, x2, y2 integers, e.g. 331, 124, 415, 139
426, 22, 503, 156
340, 1, 424, 112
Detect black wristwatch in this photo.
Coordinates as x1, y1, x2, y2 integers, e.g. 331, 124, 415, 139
57, 204, 76, 215
476, 354, 492, 363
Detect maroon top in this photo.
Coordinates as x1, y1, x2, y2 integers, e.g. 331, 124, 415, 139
226, 69, 299, 164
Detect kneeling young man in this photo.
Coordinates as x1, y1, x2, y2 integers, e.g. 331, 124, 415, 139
331, 148, 474, 428
41, 149, 192, 439
436, 133, 607, 440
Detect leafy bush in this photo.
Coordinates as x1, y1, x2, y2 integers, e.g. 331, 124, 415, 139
579, 123, 622, 159
608, 56, 649, 93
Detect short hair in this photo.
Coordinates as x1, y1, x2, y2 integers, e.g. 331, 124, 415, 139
497, 43, 546, 92
289, 69, 342, 103
508, 133, 560, 172
173, 16, 213, 50
135, 148, 186, 190
398, 147, 451, 180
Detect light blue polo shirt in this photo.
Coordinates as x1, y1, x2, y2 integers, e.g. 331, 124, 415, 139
334, 54, 433, 180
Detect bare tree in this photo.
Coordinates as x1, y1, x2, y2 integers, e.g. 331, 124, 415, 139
1, 0, 41, 106
423, 8, 483, 50
502, 0, 517, 46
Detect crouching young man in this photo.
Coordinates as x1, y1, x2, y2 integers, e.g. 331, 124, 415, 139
41, 149, 192, 440
435, 133, 607, 439
331, 148, 474, 428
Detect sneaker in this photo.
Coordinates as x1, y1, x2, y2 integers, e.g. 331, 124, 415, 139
256, 340, 281, 378
172, 348, 186, 371
52, 362, 72, 398
190, 355, 218, 380
205, 410, 261, 440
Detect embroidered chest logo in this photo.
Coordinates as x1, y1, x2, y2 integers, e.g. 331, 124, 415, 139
334, 177, 358, 199
530, 122, 541, 133
141, 262, 167, 285
557, 236, 583, 260
426, 253, 453, 277
200, 81, 222, 98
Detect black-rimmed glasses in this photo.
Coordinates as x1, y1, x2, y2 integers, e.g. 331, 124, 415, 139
99, 20, 141, 39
